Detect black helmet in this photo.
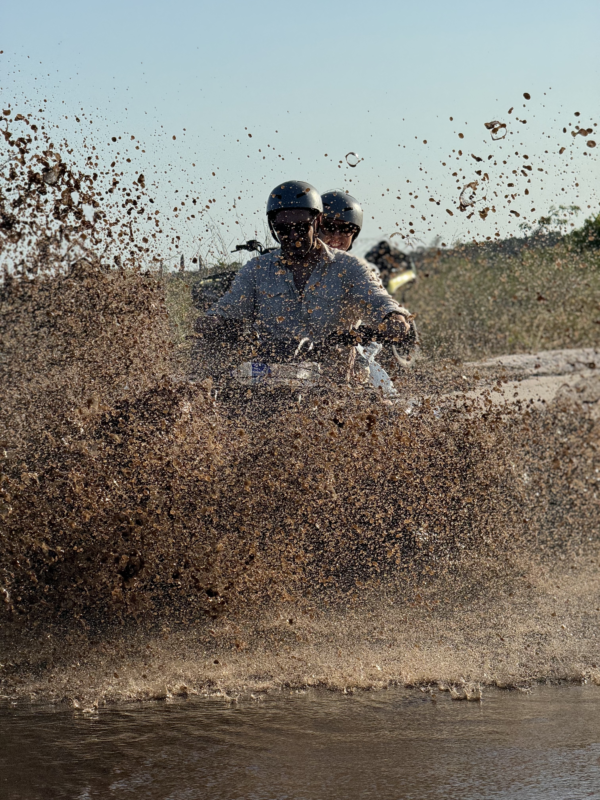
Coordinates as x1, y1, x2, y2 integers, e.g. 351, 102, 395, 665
267, 180, 323, 242
321, 190, 363, 249
364, 240, 411, 273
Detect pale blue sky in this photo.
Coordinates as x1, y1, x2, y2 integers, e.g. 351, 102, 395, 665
2, 0, 599, 261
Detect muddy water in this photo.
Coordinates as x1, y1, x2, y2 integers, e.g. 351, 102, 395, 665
2, 685, 600, 799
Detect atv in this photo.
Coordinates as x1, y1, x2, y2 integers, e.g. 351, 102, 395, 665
189, 239, 416, 409
364, 240, 417, 296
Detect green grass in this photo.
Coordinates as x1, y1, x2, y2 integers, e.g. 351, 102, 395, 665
164, 271, 201, 346
402, 241, 600, 360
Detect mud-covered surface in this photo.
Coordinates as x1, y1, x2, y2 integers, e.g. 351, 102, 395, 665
1, 111, 599, 708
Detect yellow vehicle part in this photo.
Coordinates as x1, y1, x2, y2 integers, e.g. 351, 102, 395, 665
387, 268, 417, 294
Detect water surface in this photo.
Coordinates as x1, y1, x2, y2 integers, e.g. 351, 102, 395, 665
3, 685, 600, 799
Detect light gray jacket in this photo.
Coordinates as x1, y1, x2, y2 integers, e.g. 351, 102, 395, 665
207, 241, 408, 340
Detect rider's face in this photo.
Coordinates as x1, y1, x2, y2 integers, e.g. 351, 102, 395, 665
319, 221, 355, 252
273, 209, 319, 258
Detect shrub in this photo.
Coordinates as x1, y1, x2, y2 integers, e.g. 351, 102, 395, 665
570, 212, 600, 251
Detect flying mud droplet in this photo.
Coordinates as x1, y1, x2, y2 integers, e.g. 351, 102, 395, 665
345, 152, 362, 168
42, 165, 61, 186
484, 121, 507, 141
587, 140, 596, 149
459, 181, 483, 212
523, 92, 531, 100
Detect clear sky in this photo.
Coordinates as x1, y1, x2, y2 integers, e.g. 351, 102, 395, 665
2, 0, 600, 263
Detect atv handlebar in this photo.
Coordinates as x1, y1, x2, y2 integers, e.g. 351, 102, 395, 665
232, 239, 278, 256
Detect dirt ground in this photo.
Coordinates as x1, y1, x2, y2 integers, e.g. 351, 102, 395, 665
463, 347, 600, 415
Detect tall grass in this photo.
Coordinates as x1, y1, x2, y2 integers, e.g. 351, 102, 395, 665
404, 241, 600, 360
165, 272, 202, 346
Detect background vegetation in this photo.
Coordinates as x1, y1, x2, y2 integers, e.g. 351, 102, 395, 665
162, 210, 600, 364
406, 239, 600, 360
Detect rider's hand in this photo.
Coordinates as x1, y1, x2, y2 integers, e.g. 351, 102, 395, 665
378, 313, 410, 342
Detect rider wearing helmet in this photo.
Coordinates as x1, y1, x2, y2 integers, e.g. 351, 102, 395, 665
319, 190, 363, 252
195, 180, 414, 381
318, 190, 410, 396
319, 189, 379, 281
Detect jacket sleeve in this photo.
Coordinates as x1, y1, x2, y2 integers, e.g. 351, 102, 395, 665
344, 256, 410, 327
206, 259, 257, 321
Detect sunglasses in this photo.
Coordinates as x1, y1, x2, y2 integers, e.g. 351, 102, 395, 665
273, 221, 315, 237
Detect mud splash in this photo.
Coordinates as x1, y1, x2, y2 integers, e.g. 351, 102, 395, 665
1, 110, 599, 706
3, 554, 600, 708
